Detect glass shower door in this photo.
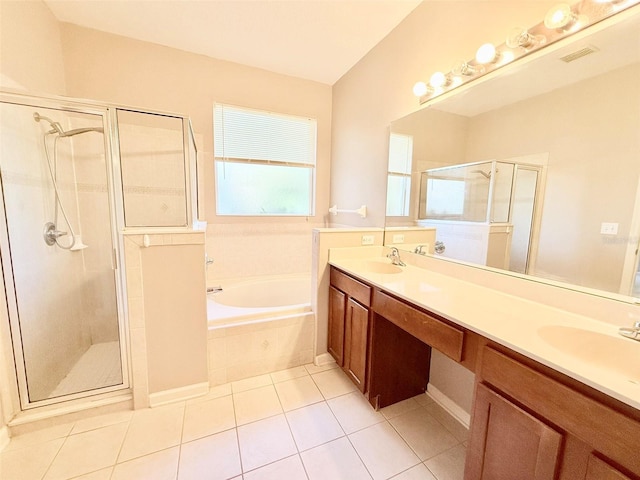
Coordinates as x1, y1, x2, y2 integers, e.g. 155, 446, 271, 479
0, 100, 126, 407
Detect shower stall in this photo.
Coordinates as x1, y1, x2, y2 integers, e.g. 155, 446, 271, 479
0, 92, 198, 411
418, 159, 544, 273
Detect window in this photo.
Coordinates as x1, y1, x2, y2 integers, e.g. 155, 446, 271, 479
214, 104, 317, 216
386, 133, 413, 216
425, 178, 465, 217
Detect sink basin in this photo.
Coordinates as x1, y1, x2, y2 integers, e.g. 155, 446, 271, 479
537, 325, 640, 381
360, 260, 403, 275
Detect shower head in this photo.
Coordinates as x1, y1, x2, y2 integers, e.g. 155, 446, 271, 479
33, 112, 64, 135
471, 170, 491, 179
59, 127, 104, 137
34, 112, 103, 137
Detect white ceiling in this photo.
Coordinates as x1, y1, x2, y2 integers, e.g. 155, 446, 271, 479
44, 0, 422, 85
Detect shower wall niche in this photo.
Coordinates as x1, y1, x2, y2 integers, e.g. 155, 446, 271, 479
0, 93, 198, 410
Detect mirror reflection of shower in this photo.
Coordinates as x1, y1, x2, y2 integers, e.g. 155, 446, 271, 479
34, 111, 103, 251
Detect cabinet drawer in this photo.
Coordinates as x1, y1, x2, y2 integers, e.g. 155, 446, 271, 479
372, 290, 464, 362
330, 268, 371, 307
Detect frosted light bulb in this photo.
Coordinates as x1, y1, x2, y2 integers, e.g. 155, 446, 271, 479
429, 72, 447, 88
413, 81, 428, 97
475, 43, 498, 64
544, 3, 575, 29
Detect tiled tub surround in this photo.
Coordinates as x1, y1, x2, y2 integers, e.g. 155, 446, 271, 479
205, 222, 322, 386
0, 364, 467, 480
206, 275, 314, 387
205, 222, 320, 283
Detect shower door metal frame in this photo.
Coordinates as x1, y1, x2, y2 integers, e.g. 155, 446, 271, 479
0, 92, 131, 410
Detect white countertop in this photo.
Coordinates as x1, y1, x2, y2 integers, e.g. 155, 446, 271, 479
329, 248, 640, 410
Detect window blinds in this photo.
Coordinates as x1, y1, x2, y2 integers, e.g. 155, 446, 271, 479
214, 104, 317, 166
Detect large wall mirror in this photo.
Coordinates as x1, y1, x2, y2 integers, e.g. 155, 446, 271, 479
386, 6, 640, 300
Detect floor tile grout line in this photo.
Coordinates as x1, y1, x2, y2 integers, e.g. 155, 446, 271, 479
240, 452, 308, 479
37, 431, 69, 480
175, 400, 190, 480
108, 411, 143, 478
232, 426, 244, 479
385, 398, 469, 467
343, 422, 377, 480
422, 446, 460, 480
231, 385, 249, 475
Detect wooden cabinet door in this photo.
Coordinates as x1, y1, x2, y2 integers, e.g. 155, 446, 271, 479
328, 286, 346, 366
584, 455, 633, 480
465, 383, 563, 480
344, 298, 369, 392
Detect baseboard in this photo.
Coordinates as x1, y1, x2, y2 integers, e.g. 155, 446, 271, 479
148, 382, 209, 408
0, 425, 9, 452
427, 383, 471, 428
314, 352, 335, 366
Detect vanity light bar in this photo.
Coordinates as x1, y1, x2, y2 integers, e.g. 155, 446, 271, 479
414, 0, 640, 104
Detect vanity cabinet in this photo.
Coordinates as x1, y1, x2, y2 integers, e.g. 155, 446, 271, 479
328, 268, 372, 392
467, 346, 640, 480
328, 262, 640, 479
328, 285, 346, 365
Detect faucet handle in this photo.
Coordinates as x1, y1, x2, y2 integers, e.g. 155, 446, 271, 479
634, 320, 640, 330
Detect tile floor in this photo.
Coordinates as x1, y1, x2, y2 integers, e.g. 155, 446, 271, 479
0, 363, 467, 480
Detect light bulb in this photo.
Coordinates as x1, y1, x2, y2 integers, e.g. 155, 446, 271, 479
544, 3, 576, 29
475, 43, 498, 64
413, 81, 428, 97
429, 72, 448, 88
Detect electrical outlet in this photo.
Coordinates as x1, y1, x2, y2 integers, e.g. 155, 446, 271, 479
361, 235, 374, 245
392, 234, 405, 244
600, 222, 619, 235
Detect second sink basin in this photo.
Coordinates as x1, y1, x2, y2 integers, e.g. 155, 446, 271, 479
537, 325, 640, 381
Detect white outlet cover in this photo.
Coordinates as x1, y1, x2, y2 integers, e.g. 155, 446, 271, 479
600, 222, 619, 235
361, 235, 374, 245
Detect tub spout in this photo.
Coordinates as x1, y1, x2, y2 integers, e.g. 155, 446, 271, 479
207, 286, 223, 294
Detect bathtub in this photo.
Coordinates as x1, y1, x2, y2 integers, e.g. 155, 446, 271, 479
207, 274, 315, 385
207, 274, 312, 328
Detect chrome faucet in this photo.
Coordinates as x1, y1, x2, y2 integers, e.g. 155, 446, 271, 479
414, 244, 427, 255
387, 247, 406, 267
619, 321, 640, 342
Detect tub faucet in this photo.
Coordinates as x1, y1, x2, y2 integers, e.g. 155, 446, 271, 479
619, 321, 640, 342
387, 247, 406, 267
207, 285, 223, 294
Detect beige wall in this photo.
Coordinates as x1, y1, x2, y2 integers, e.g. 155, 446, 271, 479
0, 0, 67, 93
465, 63, 640, 293
59, 23, 332, 280
331, 1, 557, 228
142, 244, 208, 395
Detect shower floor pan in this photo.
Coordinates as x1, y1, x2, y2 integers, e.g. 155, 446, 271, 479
48, 341, 123, 399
